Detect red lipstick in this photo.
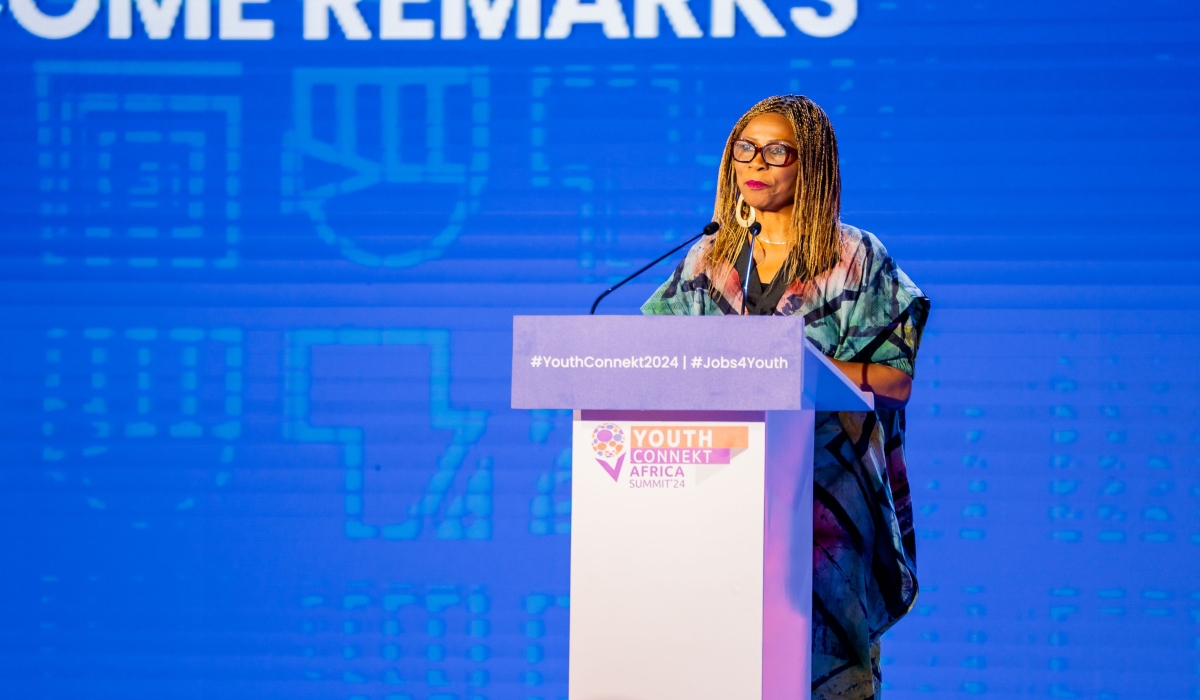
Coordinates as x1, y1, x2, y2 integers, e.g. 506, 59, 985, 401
744, 180, 767, 190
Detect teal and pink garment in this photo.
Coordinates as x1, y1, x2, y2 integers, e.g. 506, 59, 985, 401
642, 224, 930, 700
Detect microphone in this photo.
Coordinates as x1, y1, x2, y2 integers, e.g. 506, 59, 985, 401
589, 222, 721, 314
741, 222, 762, 315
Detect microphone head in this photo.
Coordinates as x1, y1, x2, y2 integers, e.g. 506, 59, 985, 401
748, 222, 762, 235
702, 222, 720, 236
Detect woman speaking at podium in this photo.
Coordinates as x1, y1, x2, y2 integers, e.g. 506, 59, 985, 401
643, 95, 929, 700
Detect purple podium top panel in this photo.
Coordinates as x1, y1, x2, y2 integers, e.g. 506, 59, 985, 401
511, 315, 806, 411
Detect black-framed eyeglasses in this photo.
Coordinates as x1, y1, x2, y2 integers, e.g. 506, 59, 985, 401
731, 139, 798, 167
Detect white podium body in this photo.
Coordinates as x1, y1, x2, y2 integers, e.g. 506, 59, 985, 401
511, 316, 871, 700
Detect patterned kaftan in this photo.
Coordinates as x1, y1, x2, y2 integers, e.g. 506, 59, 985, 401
642, 224, 930, 700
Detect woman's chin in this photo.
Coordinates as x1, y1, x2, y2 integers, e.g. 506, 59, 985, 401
746, 198, 789, 213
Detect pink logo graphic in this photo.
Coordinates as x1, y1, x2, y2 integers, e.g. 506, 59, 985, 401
591, 423, 626, 482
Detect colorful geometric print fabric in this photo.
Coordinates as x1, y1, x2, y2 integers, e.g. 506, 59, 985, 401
642, 224, 931, 699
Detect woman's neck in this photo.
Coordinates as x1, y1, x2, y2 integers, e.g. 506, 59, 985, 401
754, 205, 793, 243
748, 204, 795, 286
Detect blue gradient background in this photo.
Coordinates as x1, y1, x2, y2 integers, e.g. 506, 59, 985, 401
1, 1, 1198, 698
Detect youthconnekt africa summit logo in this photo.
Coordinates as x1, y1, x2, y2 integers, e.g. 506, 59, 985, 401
591, 422, 627, 483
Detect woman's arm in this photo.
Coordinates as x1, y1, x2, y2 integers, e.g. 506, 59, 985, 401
829, 359, 913, 409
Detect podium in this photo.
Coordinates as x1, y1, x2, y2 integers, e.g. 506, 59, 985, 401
511, 316, 873, 700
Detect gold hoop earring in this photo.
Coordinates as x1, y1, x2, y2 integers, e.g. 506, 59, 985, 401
734, 193, 757, 228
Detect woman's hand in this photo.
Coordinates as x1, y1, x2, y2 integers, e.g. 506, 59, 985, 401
830, 359, 913, 409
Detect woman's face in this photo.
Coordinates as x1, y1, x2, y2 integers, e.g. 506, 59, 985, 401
733, 113, 798, 214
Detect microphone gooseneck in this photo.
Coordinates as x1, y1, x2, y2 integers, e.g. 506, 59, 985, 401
589, 222, 721, 315
741, 222, 762, 315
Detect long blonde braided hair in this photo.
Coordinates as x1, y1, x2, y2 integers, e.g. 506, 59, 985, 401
706, 95, 842, 290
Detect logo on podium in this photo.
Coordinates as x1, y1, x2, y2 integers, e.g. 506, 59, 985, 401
587, 423, 751, 488
590, 423, 626, 482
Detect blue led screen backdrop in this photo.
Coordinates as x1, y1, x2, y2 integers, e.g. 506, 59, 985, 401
0, 1, 1198, 698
